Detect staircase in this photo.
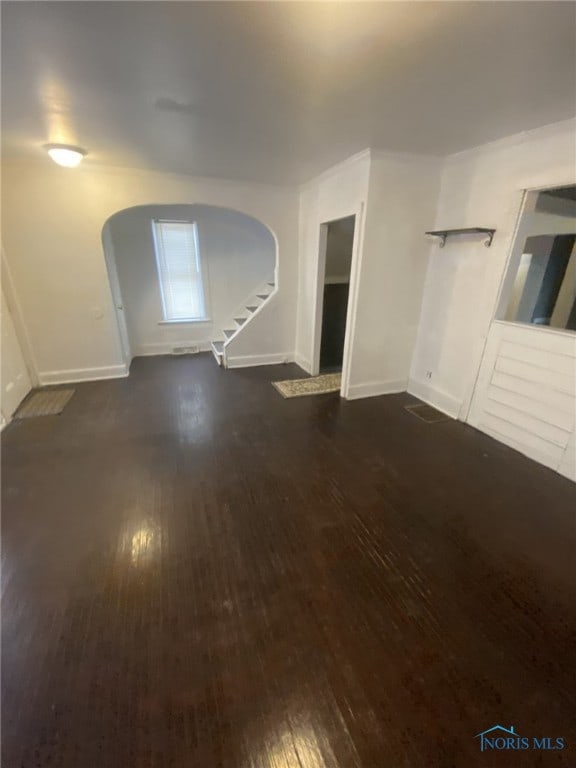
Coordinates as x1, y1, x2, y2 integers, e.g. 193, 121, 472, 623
211, 276, 276, 367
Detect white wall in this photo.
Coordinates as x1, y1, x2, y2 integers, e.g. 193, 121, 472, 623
409, 118, 576, 479
295, 149, 441, 398
345, 152, 441, 399
1, 163, 299, 383
409, 118, 576, 419
106, 204, 275, 357
295, 150, 371, 375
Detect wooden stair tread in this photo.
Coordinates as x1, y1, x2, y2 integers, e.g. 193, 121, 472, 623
211, 341, 224, 353
223, 329, 235, 338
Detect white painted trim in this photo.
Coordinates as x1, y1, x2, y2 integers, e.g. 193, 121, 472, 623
311, 207, 363, 384
1, 249, 40, 386
38, 364, 129, 386
407, 378, 461, 419
340, 203, 366, 400
101, 223, 133, 366
294, 353, 312, 374
226, 352, 293, 369
158, 319, 212, 326
311, 223, 329, 376
558, 464, 576, 483
345, 378, 406, 401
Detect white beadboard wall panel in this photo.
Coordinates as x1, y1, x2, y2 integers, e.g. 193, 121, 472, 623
494, 358, 573, 394
469, 322, 576, 479
558, 431, 576, 482
496, 322, 576, 354
481, 418, 565, 473
482, 400, 570, 447
486, 385, 572, 430
490, 372, 574, 415
499, 339, 574, 375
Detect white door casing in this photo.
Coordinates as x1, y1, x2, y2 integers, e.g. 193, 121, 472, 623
1, 288, 32, 421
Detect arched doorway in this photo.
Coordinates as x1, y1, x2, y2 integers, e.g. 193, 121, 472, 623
102, 204, 277, 369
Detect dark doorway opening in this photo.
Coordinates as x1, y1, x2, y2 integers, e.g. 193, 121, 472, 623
319, 216, 355, 373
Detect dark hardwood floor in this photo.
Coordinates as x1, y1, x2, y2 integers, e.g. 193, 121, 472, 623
2, 354, 575, 767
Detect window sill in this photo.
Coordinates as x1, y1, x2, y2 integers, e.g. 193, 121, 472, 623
158, 318, 211, 325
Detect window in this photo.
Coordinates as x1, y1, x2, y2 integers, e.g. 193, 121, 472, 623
502, 186, 576, 332
152, 220, 208, 322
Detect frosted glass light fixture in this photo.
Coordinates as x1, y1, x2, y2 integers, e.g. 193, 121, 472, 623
45, 143, 87, 167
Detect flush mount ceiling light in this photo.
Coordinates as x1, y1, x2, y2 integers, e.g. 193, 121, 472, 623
44, 143, 87, 167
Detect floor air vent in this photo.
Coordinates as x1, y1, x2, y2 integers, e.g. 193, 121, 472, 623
404, 403, 451, 423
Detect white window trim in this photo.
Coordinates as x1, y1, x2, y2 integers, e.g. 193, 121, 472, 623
158, 319, 212, 325
152, 219, 210, 322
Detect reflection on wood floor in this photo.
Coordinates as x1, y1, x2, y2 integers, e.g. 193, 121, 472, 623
2, 354, 575, 767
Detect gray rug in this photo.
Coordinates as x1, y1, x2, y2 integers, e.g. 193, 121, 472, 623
14, 388, 75, 418
273, 373, 341, 399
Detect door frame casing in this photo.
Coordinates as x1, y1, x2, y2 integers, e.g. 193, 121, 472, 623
102, 224, 132, 368
1, 248, 39, 387
311, 223, 329, 377
310, 204, 365, 399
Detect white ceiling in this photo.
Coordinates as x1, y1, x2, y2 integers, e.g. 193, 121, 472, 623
2, 1, 575, 184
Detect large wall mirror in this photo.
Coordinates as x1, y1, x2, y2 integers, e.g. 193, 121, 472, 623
502, 185, 575, 332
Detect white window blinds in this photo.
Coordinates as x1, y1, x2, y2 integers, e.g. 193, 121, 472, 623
152, 220, 207, 321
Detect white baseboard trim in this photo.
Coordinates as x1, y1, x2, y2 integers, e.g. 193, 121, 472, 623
294, 353, 312, 374
345, 378, 407, 401
557, 460, 576, 483
407, 378, 461, 419
38, 364, 129, 386
134, 341, 212, 356
226, 352, 294, 369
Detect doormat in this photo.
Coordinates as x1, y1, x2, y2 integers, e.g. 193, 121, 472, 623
14, 388, 75, 419
273, 373, 341, 399
404, 403, 451, 423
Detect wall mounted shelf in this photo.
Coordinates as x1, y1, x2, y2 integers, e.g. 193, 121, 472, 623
426, 227, 496, 248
